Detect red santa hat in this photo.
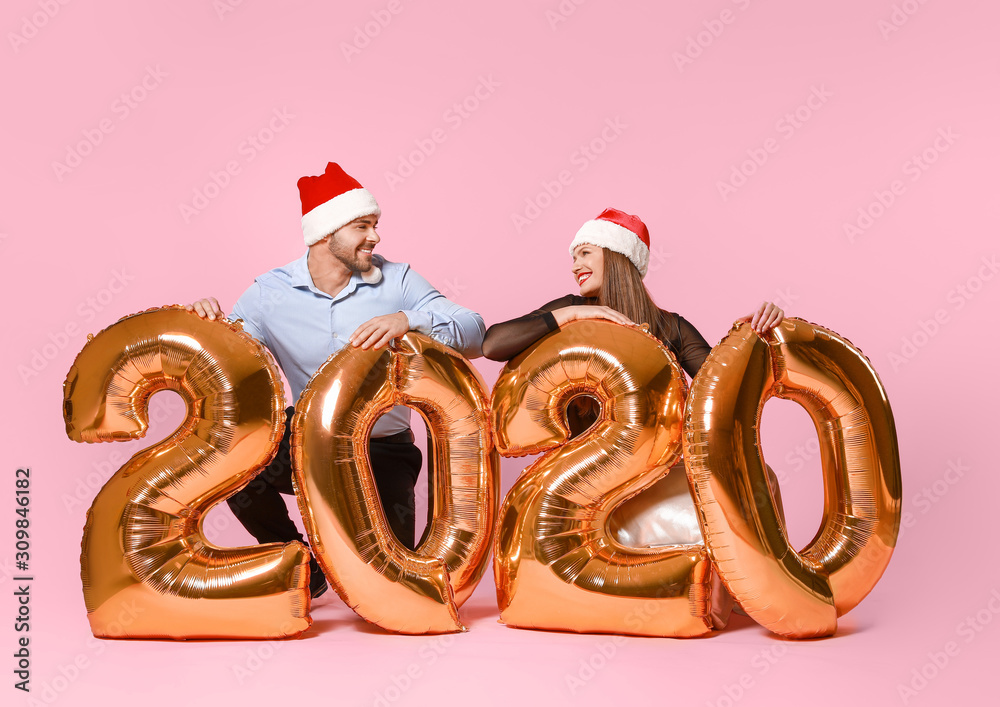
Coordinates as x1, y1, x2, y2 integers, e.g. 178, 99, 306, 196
297, 162, 381, 246
569, 208, 651, 277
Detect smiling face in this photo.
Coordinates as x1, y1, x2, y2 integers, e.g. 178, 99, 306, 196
572, 244, 604, 298
328, 215, 380, 272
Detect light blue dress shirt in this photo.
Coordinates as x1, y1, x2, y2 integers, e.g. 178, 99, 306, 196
231, 251, 485, 437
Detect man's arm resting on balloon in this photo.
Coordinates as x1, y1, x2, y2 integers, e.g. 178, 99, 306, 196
381, 264, 486, 358
186, 283, 268, 346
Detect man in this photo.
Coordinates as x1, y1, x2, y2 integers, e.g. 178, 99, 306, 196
187, 162, 485, 598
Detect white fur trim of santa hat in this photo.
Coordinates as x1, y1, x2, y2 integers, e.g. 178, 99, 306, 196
569, 218, 650, 277
301, 187, 381, 247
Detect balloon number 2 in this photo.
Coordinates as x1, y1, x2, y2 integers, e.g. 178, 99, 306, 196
491, 320, 731, 637
63, 307, 310, 640
64, 309, 900, 640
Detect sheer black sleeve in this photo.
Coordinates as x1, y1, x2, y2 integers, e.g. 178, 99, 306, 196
669, 314, 713, 379
483, 298, 714, 378
482, 295, 583, 361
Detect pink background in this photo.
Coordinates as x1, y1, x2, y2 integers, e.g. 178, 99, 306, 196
2, 1, 998, 705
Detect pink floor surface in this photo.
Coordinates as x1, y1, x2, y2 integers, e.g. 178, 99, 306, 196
4, 1, 999, 705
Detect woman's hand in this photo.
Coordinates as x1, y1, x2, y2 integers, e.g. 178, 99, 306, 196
553, 305, 634, 327
185, 297, 224, 320
739, 301, 785, 334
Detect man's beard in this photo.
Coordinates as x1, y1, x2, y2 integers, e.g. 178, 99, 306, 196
328, 236, 373, 272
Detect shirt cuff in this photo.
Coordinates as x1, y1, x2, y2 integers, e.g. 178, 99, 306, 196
401, 309, 433, 335
541, 310, 558, 332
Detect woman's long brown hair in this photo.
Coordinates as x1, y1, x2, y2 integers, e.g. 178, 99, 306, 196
597, 249, 677, 344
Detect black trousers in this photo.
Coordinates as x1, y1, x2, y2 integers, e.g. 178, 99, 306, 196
227, 408, 422, 551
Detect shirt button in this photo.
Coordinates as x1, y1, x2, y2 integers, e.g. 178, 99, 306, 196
333, 333, 338, 339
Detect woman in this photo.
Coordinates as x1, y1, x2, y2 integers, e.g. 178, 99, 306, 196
482, 207, 785, 550
483, 206, 785, 386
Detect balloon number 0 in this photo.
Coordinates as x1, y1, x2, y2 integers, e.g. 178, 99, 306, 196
291, 332, 498, 635
685, 319, 902, 638
64, 309, 900, 640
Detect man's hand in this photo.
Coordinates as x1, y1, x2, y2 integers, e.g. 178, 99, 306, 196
186, 297, 224, 320
350, 312, 410, 350
739, 301, 785, 334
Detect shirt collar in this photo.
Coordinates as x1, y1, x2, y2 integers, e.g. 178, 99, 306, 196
291, 250, 383, 291
290, 251, 314, 289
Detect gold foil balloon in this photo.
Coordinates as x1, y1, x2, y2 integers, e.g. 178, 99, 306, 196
606, 458, 736, 629
492, 320, 730, 637
608, 460, 706, 548
63, 306, 311, 640
292, 332, 498, 635
609, 460, 784, 550
684, 319, 902, 638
